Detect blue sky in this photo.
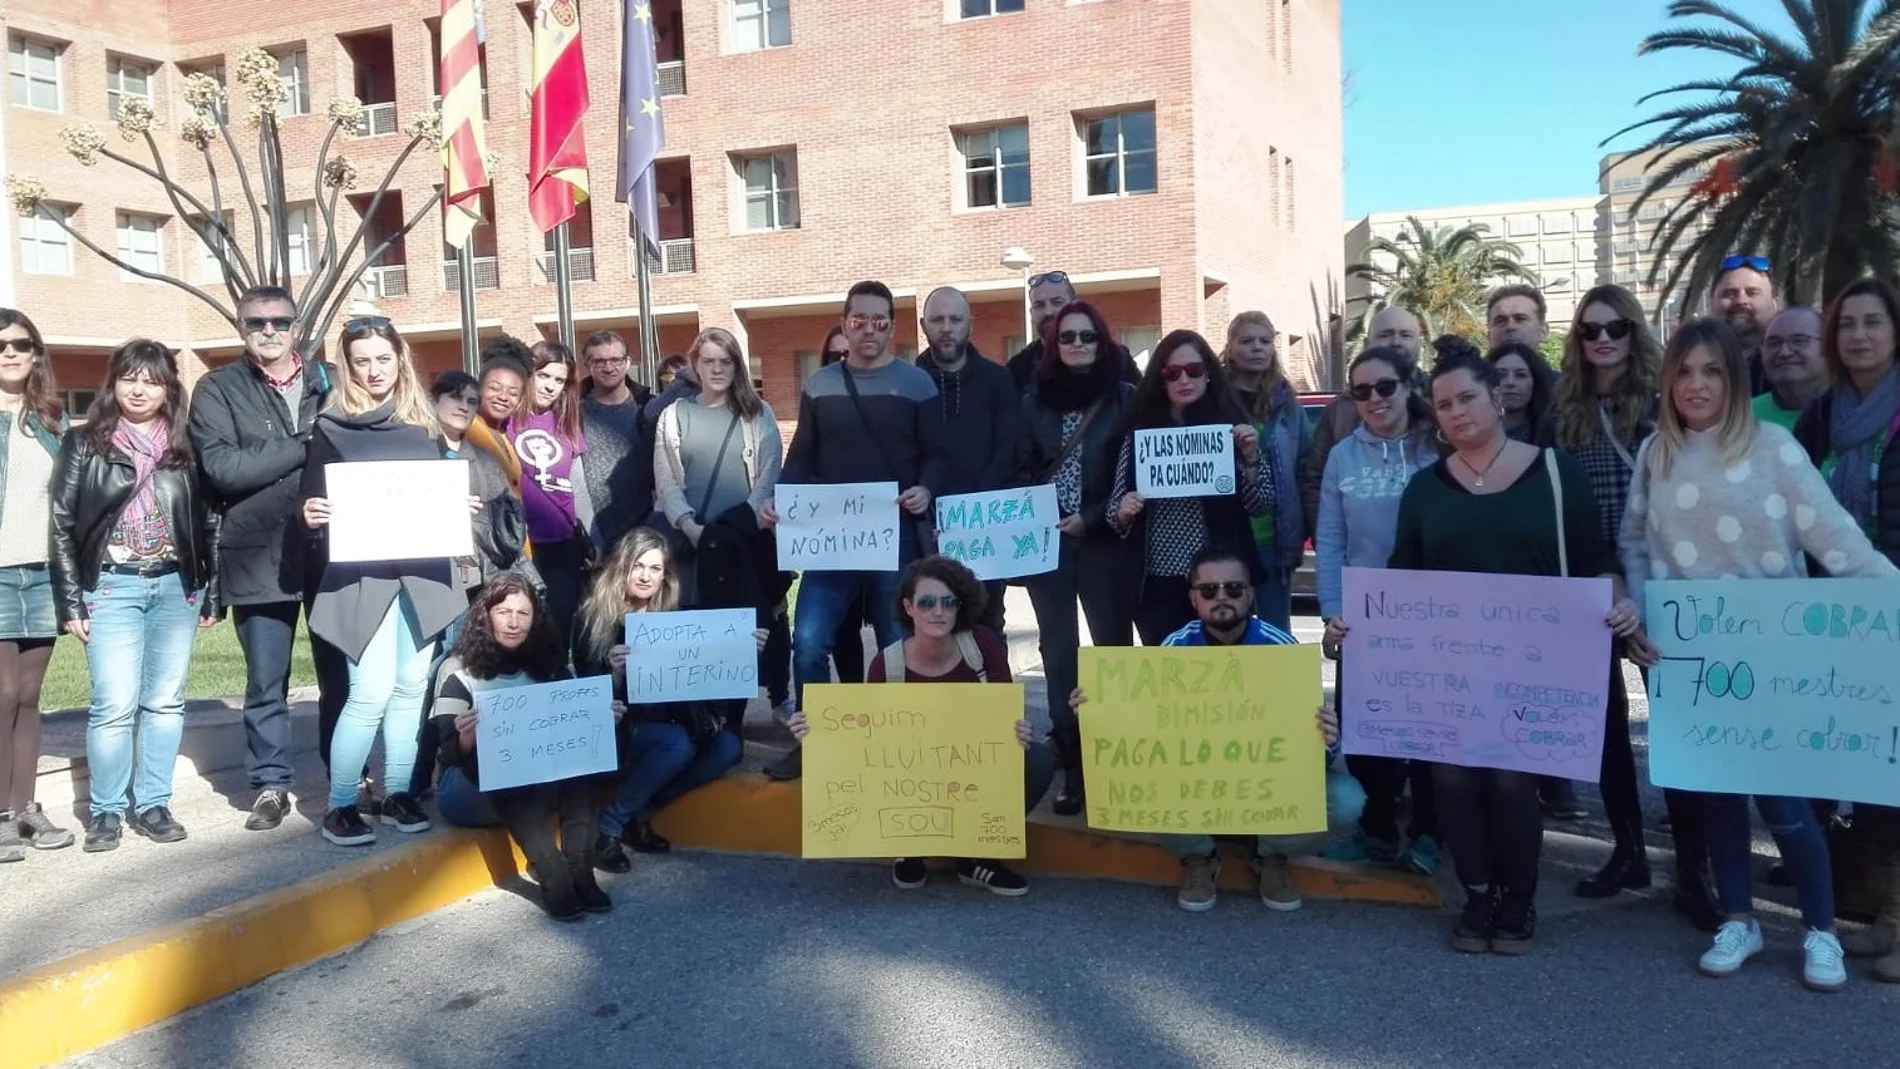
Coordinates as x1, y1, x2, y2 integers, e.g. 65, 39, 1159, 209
1342, 0, 1791, 219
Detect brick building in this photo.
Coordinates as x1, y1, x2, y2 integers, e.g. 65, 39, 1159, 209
4, 0, 1344, 420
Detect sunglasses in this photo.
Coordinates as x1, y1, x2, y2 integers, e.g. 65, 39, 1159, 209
1577, 319, 1634, 342
1160, 362, 1207, 382
911, 594, 960, 611
1349, 378, 1402, 402
0, 338, 35, 355
845, 313, 892, 332
241, 316, 296, 333
1058, 330, 1100, 346
345, 315, 391, 331
1720, 255, 1771, 273
1191, 582, 1249, 600
1028, 271, 1069, 288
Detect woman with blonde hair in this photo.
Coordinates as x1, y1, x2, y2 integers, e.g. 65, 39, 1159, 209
1222, 310, 1311, 631
301, 317, 472, 847
1622, 318, 1892, 990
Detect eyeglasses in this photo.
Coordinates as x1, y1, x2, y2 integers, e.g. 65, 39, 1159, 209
241, 316, 296, 333
0, 338, 35, 355
1191, 582, 1249, 600
845, 314, 892, 332
1763, 334, 1816, 352
1720, 255, 1771, 273
344, 316, 391, 331
1160, 363, 1207, 382
1349, 378, 1402, 402
588, 356, 628, 367
1058, 330, 1100, 346
1028, 271, 1070, 288
1577, 319, 1634, 342
912, 594, 960, 612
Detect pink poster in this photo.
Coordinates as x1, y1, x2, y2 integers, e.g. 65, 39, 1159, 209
1340, 567, 1613, 781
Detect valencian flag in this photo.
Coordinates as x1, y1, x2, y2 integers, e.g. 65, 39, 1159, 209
528, 0, 591, 234
616, 0, 666, 257
438, 0, 491, 250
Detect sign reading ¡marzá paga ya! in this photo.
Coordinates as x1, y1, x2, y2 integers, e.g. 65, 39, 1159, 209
934, 485, 1058, 581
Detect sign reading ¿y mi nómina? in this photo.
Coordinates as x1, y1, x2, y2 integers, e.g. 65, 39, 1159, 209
775, 481, 901, 572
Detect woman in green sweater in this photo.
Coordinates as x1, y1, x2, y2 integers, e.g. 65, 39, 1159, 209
1385, 349, 1641, 955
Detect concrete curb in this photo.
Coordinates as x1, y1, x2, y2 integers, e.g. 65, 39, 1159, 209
0, 772, 1437, 1068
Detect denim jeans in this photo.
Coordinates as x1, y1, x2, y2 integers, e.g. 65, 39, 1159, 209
327, 593, 435, 809
1163, 768, 1367, 860
1707, 792, 1835, 930
233, 600, 302, 791
599, 724, 744, 839
82, 571, 202, 818
435, 766, 501, 828
792, 570, 903, 707
408, 607, 472, 796
1251, 555, 1294, 635
1024, 538, 1135, 746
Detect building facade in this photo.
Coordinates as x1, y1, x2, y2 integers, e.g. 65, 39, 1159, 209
1598, 145, 1717, 331
4, 0, 1345, 422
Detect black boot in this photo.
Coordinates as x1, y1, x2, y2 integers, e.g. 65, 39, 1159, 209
1490, 889, 1537, 954
1450, 886, 1496, 953
1575, 818, 1652, 898
1050, 729, 1084, 817
1672, 861, 1723, 933
537, 860, 583, 921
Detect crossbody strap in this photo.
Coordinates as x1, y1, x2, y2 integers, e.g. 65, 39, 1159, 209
693, 411, 741, 521
840, 365, 902, 483
1040, 395, 1109, 483
1544, 447, 1568, 578
880, 633, 987, 682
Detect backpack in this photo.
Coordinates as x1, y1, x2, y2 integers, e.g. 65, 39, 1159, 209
880, 631, 987, 683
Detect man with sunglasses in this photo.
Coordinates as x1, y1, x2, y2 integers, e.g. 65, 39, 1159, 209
187, 285, 333, 831
1711, 254, 1780, 398
1005, 270, 1139, 390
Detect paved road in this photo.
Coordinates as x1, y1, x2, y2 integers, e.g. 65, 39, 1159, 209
67, 849, 1900, 1069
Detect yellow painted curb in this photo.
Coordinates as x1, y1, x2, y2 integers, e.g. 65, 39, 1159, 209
1, 772, 1435, 1068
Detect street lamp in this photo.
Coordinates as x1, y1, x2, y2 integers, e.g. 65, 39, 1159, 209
1000, 246, 1035, 350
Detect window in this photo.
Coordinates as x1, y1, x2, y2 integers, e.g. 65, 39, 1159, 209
795, 349, 823, 385
284, 206, 314, 274
116, 212, 165, 280
960, 0, 1024, 16
188, 213, 233, 281
1122, 328, 1161, 369
959, 124, 1029, 210
18, 205, 74, 275
274, 50, 308, 115
8, 36, 62, 111
1081, 108, 1156, 197
1544, 245, 1573, 265
64, 390, 98, 419
739, 152, 799, 231
183, 63, 227, 123
1001, 334, 1023, 357
106, 57, 154, 119
733, 0, 791, 52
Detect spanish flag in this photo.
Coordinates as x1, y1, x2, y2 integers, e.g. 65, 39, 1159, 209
438, 0, 490, 250
528, 0, 591, 234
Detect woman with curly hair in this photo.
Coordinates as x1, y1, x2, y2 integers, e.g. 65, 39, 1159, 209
787, 555, 1054, 896
431, 573, 616, 921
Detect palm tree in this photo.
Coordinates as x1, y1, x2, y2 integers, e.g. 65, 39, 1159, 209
1346, 216, 1541, 342
1608, 0, 1900, 308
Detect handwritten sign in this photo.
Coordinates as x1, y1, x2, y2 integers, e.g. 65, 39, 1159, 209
1646, 578, 1900, 806
934, 486, 1058, 581
800, 683, 1026, 859
1341, 567, 1612, 780
325, 459, 473, 563
1133, 425, 1235, 499
1077, 645, 1328, 835
775, 481, 901, 572
624, 608, 757, 703
474, 675, 617, 791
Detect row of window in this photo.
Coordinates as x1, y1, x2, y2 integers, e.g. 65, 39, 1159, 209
8, 35, 307, 118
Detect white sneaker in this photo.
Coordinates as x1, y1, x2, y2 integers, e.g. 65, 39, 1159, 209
1697, 918, 1762, 977
1802, 930, 1847, 993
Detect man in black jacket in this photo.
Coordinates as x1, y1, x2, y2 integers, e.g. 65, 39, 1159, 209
187, 286, 331, 831
1006, 270, 1140, 389
917, 286, 1019, 630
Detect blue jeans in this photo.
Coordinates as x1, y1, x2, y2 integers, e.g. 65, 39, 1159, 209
83, 571, 202, 818
1707, 792, 1835, 930
1163, 768, 1368, 861
328, 593, 435, 810
435, 766, 500, 828
599, 724, 744, 839
792, 570, 902, 707
1251, 555, 1294, 635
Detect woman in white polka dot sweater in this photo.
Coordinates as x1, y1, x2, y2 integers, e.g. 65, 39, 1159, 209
1621, 318, 1897, 994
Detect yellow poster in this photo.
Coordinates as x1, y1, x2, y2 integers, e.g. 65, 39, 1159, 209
800, 683, 1027, 860
1078, 644, 1327, 836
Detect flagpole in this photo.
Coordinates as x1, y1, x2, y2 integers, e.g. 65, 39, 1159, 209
553, 219, 576, 352
633, 213, 659, 389
457, 240, 479, 374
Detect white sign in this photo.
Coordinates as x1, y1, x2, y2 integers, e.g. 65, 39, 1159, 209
625, 608, 759, 703
935, 486, 1059, 581
775, 481, 901, 572
325, 459, 474, 563
475, 675, 618, 791
1133, 425, 1236, 500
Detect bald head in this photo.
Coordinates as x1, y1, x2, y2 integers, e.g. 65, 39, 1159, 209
1369, 307, 1422, 360
922, 286, 973, 367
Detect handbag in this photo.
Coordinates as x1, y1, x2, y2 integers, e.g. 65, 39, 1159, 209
1040, 395, 1109, 484
839, 364, 937, 556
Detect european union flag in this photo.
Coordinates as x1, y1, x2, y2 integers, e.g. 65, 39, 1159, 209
615, 0, 666, 258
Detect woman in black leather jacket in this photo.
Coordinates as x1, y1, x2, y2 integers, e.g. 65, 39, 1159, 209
1014, 300, 1139, 815
49, 339, 217, 852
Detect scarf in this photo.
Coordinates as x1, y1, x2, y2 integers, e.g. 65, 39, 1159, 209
1034, 350, 1122, 412
1826, 366, 1900, 531
111, 419, 173, 557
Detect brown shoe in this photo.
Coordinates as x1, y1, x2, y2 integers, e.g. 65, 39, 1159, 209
1177, 853, 1220, 912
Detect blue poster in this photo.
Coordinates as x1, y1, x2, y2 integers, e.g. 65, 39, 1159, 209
1645, 577, 1900, 805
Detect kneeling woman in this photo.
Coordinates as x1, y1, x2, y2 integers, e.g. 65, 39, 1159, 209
432, 573, 616, 920
790, 555, 1054, 895
577, 529, 764, 873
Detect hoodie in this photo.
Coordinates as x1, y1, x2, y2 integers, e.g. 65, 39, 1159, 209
917, 346, 1019, 497
1315, 421, 1437, 620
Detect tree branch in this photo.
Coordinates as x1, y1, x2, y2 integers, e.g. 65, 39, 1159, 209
212, 110, 268, 289
298, 133, 431, 333
132, 128, 258, 298
308, 121, 345, 289
306, 188, 442, 352
197, 147, 247, 310
39, 209, 238, 334
260, 121, 290, 287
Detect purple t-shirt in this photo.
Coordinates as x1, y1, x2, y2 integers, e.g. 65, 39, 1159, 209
509, 409, 585, 543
